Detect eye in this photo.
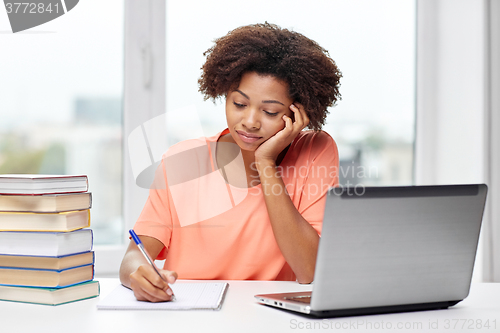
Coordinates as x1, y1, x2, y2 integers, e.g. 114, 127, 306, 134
233, 102, 246, 108
264, 111, 279, 117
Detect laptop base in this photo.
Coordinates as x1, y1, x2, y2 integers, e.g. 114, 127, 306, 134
309, 300, 460, 318
258, 298, 461, 318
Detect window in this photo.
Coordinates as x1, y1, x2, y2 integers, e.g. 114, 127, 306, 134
164, 0, 416, 187
0, 1, 124, 246
124, 1, 416, 264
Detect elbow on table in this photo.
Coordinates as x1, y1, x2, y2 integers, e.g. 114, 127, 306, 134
296, 272, 314, 285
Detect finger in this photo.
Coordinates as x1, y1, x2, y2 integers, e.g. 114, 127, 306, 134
140, 278, 173, 301
137, 265, 169, 288
297, 103, 310, 128
133, 285, 164, 302
161, 270, 178, 285
141, 285, 174, 302
275, 116, 292, 141
282, 114, 294, 133
289, 104, 305, 129
132, 265, 173, 301
291, 103, 309, 129
131, 276, 173, 302
287, 107, 306, 134
133, 270, 171, 296
295, 103, 309, 128
134, 288, 172, 303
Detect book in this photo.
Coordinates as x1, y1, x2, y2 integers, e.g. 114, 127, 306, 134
0, 280, 99, 305
97, 282, 229, 310
0, 264, 94, 288
0, 174, 88, 195
0, 229, 93, 256
0, 251, 94, 270
0, 192, 92, 213
0, 209, 90, 232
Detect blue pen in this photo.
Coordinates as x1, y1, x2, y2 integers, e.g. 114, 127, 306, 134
129, 229, 175, 300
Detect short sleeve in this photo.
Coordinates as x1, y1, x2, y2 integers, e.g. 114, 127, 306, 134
133, 157, 174, 259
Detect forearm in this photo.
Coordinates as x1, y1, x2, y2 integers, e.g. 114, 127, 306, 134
119, 236, 176, 302
257, 160, 319, 284
119, 235, 167, 288
119, 244, 149, 288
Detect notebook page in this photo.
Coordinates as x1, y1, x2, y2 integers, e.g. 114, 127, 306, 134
97, 282, 228, 310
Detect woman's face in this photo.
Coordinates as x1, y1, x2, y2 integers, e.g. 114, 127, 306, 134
225, 71, 293, 152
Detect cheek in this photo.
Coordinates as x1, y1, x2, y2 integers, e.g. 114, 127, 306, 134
227, 112, 241, 126
268, 118, 286, 134
225, 107, 236, 124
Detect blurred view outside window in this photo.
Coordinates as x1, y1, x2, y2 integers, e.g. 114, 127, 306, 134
0, 1, 123, 245
165, 0, 415, 186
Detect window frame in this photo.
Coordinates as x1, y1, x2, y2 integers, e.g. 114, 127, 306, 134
96, 0, 165, 277
416, 0, 500, 282
484, 0, 500, 282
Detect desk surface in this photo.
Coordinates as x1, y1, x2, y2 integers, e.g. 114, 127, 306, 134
2, 279, 500, 333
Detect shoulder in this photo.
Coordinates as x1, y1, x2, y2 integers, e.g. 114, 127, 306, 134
296, 130, 335, 144
291, 130, 338, 156
162, 131, 222, 158
282, 130, 338, 169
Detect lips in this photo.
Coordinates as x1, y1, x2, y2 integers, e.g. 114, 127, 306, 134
236, 130, 262, 144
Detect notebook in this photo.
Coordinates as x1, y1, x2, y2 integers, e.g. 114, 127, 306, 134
255, 184, 488, 317
97, 282, 229, 310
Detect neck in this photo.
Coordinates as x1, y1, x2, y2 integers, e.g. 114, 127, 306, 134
240, 149, 256, 169
216, 133, 260, 188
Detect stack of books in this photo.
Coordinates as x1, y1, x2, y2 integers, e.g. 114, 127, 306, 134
0, 175, 99, 305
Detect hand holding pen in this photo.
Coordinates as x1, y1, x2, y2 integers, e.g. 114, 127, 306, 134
128, 229, 177, 302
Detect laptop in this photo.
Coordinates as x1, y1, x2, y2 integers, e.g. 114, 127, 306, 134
255, 184, 488, 317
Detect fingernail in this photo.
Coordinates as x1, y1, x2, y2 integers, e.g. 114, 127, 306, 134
166, 288, 173, 296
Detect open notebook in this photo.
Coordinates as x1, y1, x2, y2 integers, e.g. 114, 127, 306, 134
97, 282, 229, 310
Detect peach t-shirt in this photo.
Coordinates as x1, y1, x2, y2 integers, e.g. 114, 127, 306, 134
133, 129, 339, 281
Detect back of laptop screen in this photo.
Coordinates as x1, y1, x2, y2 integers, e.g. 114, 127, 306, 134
311, 185, 487, 311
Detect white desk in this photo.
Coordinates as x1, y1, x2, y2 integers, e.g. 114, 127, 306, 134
2, 279, 500, 333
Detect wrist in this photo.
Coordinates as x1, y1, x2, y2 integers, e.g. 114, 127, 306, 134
254, 159, 276, 173
254, 160, 280, 182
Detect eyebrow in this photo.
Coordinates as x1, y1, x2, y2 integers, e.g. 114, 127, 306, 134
235, 90, 285, 106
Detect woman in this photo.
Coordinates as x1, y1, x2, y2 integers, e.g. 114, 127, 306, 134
120, 22, 342, 302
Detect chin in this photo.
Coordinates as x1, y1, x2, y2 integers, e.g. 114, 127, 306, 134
236, 141, 258, 152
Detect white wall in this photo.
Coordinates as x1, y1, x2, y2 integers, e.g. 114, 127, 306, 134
416, 0, 486, 185
416, 0, 500, 282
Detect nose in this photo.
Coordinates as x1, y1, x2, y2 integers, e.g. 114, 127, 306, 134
241, 108, 260, 130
